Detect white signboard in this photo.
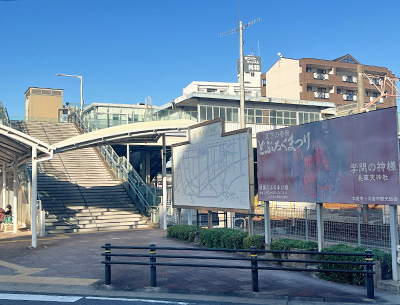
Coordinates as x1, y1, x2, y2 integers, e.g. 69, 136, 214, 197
172, 120, 252, 211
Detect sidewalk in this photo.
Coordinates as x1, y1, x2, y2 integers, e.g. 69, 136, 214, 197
0, 228, 399, 304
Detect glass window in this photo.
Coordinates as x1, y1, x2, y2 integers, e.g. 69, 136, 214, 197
227, 108, 232, 121
290, 112, 296, 118
200, 106, 206, 121
256, 110, 262, 116
270, 110, 276, 117
248, 109, 254, 116
213, 107, 220, 119
284, 112, 290, 118
299, 113, 304, 124
256, 117, 262, 123
206, 106, 212, 120
276, 118, 283, 125
307, 86, 312, 92
232, 108, 238, 122
207, 89, 217, 93
262, 79, 266, 86
220, 108, 225, 118
306, 67, 311, 73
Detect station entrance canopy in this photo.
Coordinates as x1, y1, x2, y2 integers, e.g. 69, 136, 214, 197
0, 119, 196, 247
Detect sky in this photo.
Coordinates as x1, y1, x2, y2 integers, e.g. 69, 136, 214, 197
0, 0, 399, 117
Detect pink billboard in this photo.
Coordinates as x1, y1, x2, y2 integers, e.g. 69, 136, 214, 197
257, 107, 400, 205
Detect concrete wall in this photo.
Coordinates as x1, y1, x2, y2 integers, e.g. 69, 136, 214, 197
265, 58, 301, 100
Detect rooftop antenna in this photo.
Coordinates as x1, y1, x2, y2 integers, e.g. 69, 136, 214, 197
220, 16, 260, 129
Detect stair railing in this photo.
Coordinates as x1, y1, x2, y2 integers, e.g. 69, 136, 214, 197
68, 109, 156, 214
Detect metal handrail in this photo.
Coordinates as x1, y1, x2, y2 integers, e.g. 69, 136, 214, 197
68, 109, 155, 214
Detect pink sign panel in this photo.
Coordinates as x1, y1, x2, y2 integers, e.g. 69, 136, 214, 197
257, 107, 400, 205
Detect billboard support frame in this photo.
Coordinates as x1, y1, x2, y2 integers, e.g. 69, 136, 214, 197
316, 202, 324, 251
389, 205, 399, 281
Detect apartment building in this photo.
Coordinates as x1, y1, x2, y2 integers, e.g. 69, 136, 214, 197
261, 54, 396, 109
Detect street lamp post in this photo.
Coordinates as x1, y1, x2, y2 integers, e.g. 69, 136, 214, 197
56, 74, 83, 112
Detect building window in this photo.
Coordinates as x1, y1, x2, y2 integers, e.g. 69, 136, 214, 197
262, 79, 266, 86
270, 110, 296, 126
306, 68, 311, 73
317, 69, 326, 74
207, 88, 217, 93
337, 88, 341, 94
251, 72, 255, 77
299, 112, 320, 124
318, 87, 326, 93
307, 86, 312, 92
200, 106, 238, 122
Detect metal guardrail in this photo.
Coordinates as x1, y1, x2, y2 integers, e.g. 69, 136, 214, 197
101, 244, 375, 299
68, 109, 155, 214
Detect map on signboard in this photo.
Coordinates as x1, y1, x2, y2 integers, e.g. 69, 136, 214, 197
172, 121, 251, 211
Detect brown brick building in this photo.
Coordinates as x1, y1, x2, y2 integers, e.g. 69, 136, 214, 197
261, 54, 396, 109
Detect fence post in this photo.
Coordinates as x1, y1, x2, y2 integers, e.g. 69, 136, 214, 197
357, 210, 361, 246
251, 246, 259, 292
365, 250, 374, 299
104, 243, 111, 285
150, 244, 157, 287
305, 207, 308, 241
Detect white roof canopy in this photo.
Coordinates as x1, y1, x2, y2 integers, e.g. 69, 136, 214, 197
50, 119, 195, 153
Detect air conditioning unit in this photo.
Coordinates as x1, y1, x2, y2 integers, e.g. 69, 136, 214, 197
352, 76, 357, 83
342, 76, 347, 81
353, 95, 357, 101
379, 98, 384, 104
324, 74, 329, 80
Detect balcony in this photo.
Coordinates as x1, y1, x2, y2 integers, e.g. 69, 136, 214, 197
342, 76, 357, 83
314, 73, 328, 80
369, 78, 382, 86
369, 96, 384, 104
314, 92, 329, 99
343, 94, 357, 102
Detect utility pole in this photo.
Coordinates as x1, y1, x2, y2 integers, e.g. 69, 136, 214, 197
221, 18, 260, 128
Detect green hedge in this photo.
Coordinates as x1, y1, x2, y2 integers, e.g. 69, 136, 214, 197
316, 244, 392, 285
199, 228, 248, 249
243, 235, 265, 249
270, 239, 317, 259
167, 225, 249, 249
166, 225, 200, 242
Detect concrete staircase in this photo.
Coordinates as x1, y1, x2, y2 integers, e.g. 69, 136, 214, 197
12, 121, 150, 234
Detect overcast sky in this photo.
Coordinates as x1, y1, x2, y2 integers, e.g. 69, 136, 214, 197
0, 0, 399, 117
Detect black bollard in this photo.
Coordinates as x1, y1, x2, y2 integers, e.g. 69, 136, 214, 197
150, 244, 157, 287
104, 243, 111, 285
251, 246, 259, 292
365, 250, 374, 299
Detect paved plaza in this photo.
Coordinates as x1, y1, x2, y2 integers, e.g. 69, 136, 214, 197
0, 228, 399, 304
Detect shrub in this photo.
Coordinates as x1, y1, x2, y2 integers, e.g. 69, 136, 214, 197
316, 244, 392, 285
270, 239, 318, 259
243, 235, 265, 249
220, 229, 248, 249
166, 225, 199, 242
198, 228, 247, 248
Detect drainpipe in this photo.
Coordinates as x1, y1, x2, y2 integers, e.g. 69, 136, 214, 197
357, 65, 364, 111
